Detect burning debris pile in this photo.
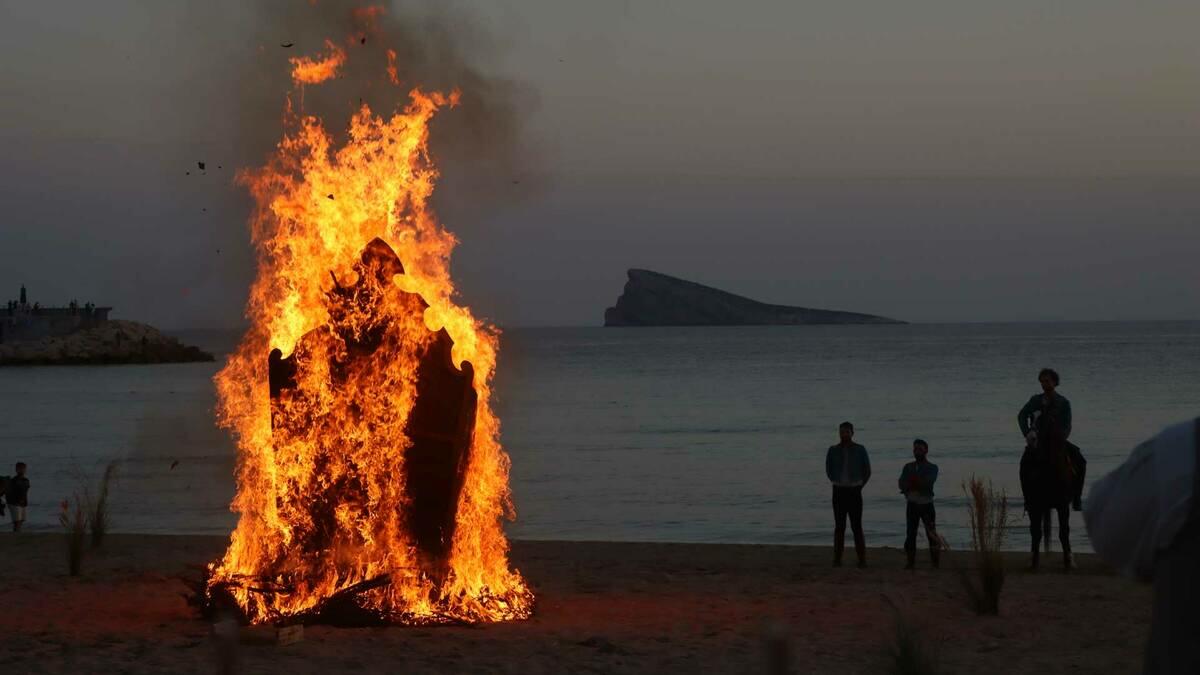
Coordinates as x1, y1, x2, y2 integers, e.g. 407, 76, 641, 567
202, 14, 531, 626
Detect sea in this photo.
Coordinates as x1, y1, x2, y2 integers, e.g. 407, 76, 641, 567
1, 322, 1197, 551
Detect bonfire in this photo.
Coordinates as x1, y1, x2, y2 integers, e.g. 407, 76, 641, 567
203, 18, 532, 626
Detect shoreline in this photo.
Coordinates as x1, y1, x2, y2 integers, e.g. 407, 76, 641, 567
0, 534, 1148, 673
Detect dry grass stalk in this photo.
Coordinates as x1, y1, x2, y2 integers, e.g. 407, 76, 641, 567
58, 496, 87, 576
86, 461, 117, 548
961, 476, 1008, 615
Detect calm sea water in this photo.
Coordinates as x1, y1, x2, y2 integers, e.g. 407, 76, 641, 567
0, 322, 1197, 551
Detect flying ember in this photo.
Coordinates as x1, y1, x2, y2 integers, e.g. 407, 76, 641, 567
204, 32, 532, 625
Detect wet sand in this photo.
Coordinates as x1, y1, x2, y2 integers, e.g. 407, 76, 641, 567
0, 534, 1149, 673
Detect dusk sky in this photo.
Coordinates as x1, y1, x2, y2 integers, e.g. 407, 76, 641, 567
1, 1, 1197, 328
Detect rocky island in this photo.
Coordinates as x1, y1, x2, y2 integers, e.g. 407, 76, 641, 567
604, 269, 903, 326
0, 285, 213, 365
0, 319, 214, 365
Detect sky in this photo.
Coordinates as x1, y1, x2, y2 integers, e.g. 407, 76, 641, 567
1, 0, 1197, 328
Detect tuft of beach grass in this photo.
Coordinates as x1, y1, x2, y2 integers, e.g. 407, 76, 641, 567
960, 476, 1009, 615
58, 496, 88, 576
86, 461, 118, 548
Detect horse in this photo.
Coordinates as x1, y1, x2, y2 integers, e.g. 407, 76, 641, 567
1020, 430, 1078, 570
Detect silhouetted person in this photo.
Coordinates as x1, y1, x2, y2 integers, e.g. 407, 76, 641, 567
1019, 367, 1087, 507
825, 421, 871, 567
899, 438, 939, 569
6, 462, 29, 532
1018, 367, 1085, 570
1019, 367, 1071, 445
1086, 417, 1199, 674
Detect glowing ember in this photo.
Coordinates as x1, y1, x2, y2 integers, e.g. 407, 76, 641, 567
206, 36, 532, 625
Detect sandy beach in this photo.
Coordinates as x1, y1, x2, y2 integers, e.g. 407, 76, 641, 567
0, 533, 1149, 674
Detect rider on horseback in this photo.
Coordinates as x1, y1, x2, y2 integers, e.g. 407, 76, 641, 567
1018, 368, 1087, 570
1018, 368, 1072, 456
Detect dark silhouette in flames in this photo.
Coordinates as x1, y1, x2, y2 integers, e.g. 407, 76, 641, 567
268, 238, 477, 585
200, 238, 479, 625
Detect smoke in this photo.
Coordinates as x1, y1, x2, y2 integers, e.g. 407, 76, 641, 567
152, 0, 543, 326
220, 0, 541, 220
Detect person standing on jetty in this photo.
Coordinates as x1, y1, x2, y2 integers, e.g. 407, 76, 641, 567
1085, 417, 1199, 674
826, 422, 871, 568
898, 439, 939, 569
5, 462, 29, 532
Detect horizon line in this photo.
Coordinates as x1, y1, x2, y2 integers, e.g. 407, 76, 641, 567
163, 317, 1200, 334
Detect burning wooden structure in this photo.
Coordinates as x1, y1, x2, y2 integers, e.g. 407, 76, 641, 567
202, 239, 519, 625
265, 239, 478, 590
202, 28, 531, 626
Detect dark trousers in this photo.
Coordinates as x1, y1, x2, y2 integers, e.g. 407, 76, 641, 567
904, 502, 938, 554
832, 486, 866, 563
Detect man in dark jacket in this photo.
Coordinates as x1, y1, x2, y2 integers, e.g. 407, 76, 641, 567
825, 422, 871, 568
1018, 368, 1073, 443
6, 462, 29, 532
899, 439, 939, 569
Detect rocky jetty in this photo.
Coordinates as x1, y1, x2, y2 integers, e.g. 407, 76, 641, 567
0, 320, 214, 365
604, 269, 903, 326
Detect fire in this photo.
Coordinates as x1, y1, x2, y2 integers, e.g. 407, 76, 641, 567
386, 49, 400, 86
289, 39, 347, 85
207, 37, 532, 625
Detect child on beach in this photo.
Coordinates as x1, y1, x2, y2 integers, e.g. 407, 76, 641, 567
898, 439, 939, 569
6, 463, 29, 532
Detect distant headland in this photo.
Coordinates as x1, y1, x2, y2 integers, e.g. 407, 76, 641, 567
0, 285, 214, 365
604, 269, 903, 327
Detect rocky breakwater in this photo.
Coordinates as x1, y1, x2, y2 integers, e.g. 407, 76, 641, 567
604, 269, 904, 326
0, 320, 214, 365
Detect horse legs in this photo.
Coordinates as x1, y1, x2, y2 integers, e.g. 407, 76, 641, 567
1057, 503, 1074, 570
1029, 507, 1043, 570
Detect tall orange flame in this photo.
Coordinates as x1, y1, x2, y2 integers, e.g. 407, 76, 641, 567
208, 39, 531, 625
